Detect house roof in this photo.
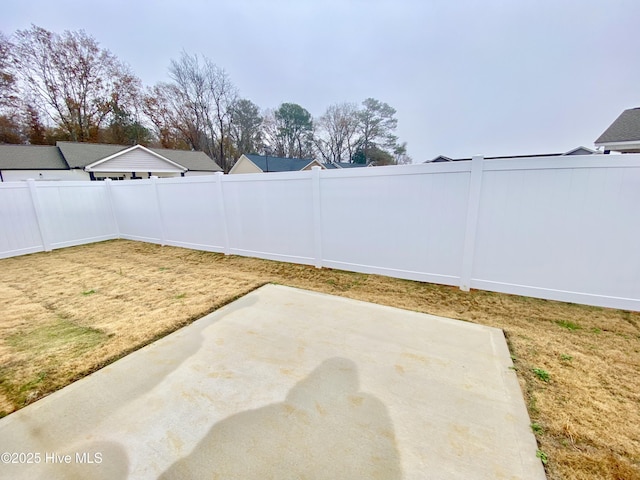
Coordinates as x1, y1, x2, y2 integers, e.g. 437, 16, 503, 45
56, 142, 125, 168
244, 154, 317, 172
0, 145, 69, 170
425, 147, 597, 163
595, 108, 640, 144
324, 162, 368, 169
0, 141, 222, 173
429, 155, 454, 163
150, 147, 221, 171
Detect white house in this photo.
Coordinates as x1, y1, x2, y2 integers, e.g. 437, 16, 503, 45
0, 142, 222, 182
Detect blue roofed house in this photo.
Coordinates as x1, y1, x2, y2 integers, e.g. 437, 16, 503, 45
0, 141, 222, 182
229, 153, 369, 174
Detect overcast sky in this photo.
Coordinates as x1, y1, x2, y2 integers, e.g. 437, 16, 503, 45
2, 0, 639, 161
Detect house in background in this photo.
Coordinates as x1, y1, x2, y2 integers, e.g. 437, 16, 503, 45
595, 107, 640, 153
230, 154, 323, 174
0, 142, 222, 182
424, 146, 598, 163
324, 161, 371, 169
229, 153, 369, 174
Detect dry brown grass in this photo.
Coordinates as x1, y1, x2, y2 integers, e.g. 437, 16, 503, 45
0, 239, 638, 479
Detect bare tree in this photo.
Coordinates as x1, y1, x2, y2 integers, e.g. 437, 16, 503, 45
314, 102, 361, 163
261, 108, 285, 157
143, 82, 205, 150
146, 52, 238, 170
167, 53, 216, 156
0, 32, 17, 111
208, 66, 237, 171
13, 25, 141, 142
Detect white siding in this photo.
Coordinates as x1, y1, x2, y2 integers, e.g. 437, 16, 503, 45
183, 171, 218, 177
2, 169, 89, 182
89, 149, 184, 173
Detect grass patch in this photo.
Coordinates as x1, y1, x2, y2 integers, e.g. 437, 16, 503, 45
537, 449, 549, 465
531, 422, 544, 434
556, 320, 581, 331
81, 289, 96, 296
7, 319, 109, 356
533, 368, 551, 382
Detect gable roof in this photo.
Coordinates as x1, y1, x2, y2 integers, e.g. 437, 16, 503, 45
244, 154, 318, 172
595, 108, 640, 144
429, 155, 454, 163
0, 145, 69, 170
563, 146, 597, 156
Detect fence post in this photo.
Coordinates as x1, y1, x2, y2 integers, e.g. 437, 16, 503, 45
215, 172, 230, 255
26, 178, 51, 252
460, 155, 484, 291
311, 166, 323, 268
150, 176, 166, 246
104, 179, 120, 238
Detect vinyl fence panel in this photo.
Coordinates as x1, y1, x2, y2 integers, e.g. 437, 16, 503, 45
155, 176, 227, 253
109, 180, 163, 244
223, 172, 316, 264
319, 164, 470, 285
0, 182, 44, 259
1, 153, 639, 312
471, 156, 640, 310
32, 181, 117, 249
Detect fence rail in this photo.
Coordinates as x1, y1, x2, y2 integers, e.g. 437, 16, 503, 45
2, 154, 639, 311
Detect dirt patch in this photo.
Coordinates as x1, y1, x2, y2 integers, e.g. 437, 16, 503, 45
0, 239, 638, 480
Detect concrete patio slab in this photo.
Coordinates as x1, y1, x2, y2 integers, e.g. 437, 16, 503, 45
0, 284, 545, 479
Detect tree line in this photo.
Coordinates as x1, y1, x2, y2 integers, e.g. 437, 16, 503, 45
0, 25, 412, 171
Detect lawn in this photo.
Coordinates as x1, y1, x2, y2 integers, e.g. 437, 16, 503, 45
0, 239, 638, 480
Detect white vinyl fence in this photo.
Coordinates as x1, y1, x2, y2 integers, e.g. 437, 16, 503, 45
2, 154, 639, 312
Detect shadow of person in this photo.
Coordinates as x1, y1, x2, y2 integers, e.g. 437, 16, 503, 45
160, 357, 402, 479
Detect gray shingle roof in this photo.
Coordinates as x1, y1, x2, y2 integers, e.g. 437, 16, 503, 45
150, 148, 222, 171
595, 108, 640, 144
0, 145, 69, 170
334, 162, 367, 168
56, 142, 126, 168
245, 154, 316, 172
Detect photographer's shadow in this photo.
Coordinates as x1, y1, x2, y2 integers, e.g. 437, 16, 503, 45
160, 357, 402, 479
